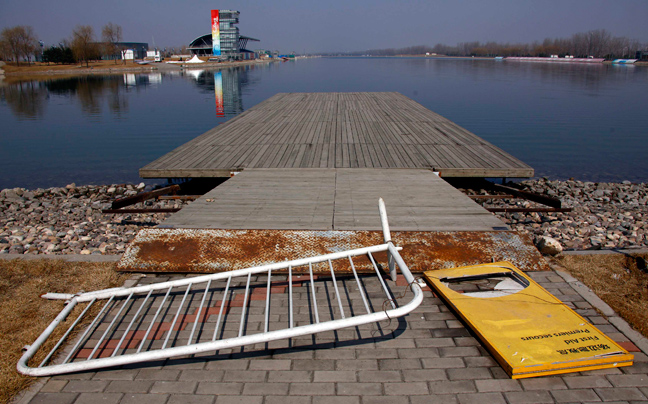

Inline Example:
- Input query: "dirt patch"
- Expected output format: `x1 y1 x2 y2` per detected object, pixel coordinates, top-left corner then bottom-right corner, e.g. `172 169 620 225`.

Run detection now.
554 253 648 338
0 259 127 404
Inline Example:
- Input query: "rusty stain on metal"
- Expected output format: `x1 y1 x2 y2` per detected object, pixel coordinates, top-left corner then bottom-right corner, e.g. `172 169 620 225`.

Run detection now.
118 229 549 274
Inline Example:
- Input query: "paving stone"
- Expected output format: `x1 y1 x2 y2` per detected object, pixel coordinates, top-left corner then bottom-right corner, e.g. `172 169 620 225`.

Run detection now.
355 348 398 359
563 375 613 389
150 380 197 394
267 370 312 383
90 369 138 381
292 359 335 371
264 397 312 404
337 382 382 395
378 358 422 370
608 374 648 387
428 380 477 394
520 376 568 390
415 337 455 347
421 357 465 369
313 370 357 382
73 392 123 404
362 397 409 404
289 382 335 395
447 367 493 380
384 381 429 395
315 349 358 360
336 359 378 370
39 379 68 393
402 369 447 382
313 397 359 404
595 387 647 401
475 379 522 392
204 359 249 370
61 380 109 393
168 394 215 404
410 396 458 404
248 359 292 370
397 347 439 358
178 369 225 382
120 393 169 404
135 369 181 381
221 370 267 382
28 392 78 404
242 382 290 395
551 388 602 402
357 370 402 382
373 338 417 348
504 390 555 404
439 346 481 357
195 382 243 395
463 356 498 367
163 359 207 370
456 392 506 404
104 380 153 393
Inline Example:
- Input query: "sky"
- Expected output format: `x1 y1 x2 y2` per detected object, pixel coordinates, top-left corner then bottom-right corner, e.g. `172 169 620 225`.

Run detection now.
1 0 647 53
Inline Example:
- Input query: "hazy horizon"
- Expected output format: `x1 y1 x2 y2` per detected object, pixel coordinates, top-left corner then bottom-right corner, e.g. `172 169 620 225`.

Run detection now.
1 0 647 53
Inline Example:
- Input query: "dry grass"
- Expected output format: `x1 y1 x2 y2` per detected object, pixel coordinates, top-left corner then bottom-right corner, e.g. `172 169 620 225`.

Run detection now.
555 253 648 338
2 60 141 74
0 259 127 404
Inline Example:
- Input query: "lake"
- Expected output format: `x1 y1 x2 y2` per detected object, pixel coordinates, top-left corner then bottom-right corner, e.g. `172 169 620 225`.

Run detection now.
1 57 647 190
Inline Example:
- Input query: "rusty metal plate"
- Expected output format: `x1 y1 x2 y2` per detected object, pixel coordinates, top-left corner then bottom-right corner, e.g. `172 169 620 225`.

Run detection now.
118 229 549 273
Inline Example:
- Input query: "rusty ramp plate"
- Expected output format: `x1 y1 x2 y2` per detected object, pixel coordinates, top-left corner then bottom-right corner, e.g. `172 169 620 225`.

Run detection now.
118 229 549 273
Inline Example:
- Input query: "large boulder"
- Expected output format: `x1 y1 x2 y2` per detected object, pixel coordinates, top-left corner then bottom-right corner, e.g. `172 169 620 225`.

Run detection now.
535 236 563 255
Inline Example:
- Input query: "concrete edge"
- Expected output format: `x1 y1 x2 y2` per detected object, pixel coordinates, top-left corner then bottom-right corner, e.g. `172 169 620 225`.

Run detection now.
562 248 648 256
554 269 648 355
0 253 122 262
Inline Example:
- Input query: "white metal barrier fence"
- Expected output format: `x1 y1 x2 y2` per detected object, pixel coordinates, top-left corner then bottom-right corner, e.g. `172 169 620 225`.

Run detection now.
18 199 423 376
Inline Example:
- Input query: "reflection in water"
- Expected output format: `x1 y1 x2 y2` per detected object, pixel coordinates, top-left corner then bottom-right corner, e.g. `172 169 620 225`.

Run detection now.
0 81 48 119
185 67 247 116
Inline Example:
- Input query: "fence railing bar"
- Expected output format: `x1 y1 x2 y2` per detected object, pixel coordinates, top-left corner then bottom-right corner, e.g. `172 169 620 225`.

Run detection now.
264 269 272 333
89 292 134 360
112 290 152 357
212 276 232 342
238 273 252 338
328 259 345 319
349 256 371 314
368 252 396 309
137 286 173 353
288 265 294 329
39 298 97 367
188 280 212 345
64 296 115 364
308 262 320 324
163 283 192 349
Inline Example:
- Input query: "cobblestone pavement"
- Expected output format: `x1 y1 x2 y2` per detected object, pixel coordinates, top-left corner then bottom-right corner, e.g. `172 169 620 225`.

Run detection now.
18 271 648 404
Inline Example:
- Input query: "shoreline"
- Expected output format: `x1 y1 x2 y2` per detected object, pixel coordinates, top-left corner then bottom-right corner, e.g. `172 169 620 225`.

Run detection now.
0 58 278 82
2 179 647 256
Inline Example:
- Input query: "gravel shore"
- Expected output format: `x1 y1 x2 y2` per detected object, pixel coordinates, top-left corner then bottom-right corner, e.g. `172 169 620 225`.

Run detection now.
1 179 647 255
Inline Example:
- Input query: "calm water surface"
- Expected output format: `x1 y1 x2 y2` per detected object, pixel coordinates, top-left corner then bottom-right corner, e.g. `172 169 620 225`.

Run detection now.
1 57 647 189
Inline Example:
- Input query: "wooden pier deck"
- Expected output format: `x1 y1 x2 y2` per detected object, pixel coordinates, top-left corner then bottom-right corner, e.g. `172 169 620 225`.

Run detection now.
140 92 533 178
160 168 509 231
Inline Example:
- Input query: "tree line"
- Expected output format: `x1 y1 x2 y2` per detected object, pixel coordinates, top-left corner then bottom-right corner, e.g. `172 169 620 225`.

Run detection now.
333 29 646 59
0 23 124 66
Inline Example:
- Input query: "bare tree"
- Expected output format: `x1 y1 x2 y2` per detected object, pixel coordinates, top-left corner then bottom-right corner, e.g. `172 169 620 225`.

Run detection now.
71 25 98 67
102 22 122 64
0 25 38 65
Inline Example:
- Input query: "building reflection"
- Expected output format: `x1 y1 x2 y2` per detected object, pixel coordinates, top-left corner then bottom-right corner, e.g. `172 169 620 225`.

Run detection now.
183 66 248 117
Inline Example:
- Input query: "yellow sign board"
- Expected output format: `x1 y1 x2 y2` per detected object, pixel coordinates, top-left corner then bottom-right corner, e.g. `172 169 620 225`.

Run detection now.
424 262 633 378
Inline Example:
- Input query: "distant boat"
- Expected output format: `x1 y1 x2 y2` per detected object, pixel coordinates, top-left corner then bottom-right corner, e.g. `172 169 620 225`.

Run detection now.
612 59 638 64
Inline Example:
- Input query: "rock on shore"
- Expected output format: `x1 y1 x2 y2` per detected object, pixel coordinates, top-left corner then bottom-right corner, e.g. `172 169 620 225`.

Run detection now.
473 179 648 251
2 179 647 256
0 183 190 255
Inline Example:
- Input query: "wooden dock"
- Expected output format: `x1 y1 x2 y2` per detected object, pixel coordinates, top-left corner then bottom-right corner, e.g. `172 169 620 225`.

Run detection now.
140 92 533 178
160 168 509 231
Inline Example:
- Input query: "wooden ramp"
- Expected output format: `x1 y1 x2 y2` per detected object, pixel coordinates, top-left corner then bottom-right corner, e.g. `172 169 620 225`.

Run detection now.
159 168 508 231
140 92 533 178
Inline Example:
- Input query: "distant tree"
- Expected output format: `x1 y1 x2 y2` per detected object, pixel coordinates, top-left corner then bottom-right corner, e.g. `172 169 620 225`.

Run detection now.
42 45 75 64
0 25 38 65
102 22 122 64
71 25 98 67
